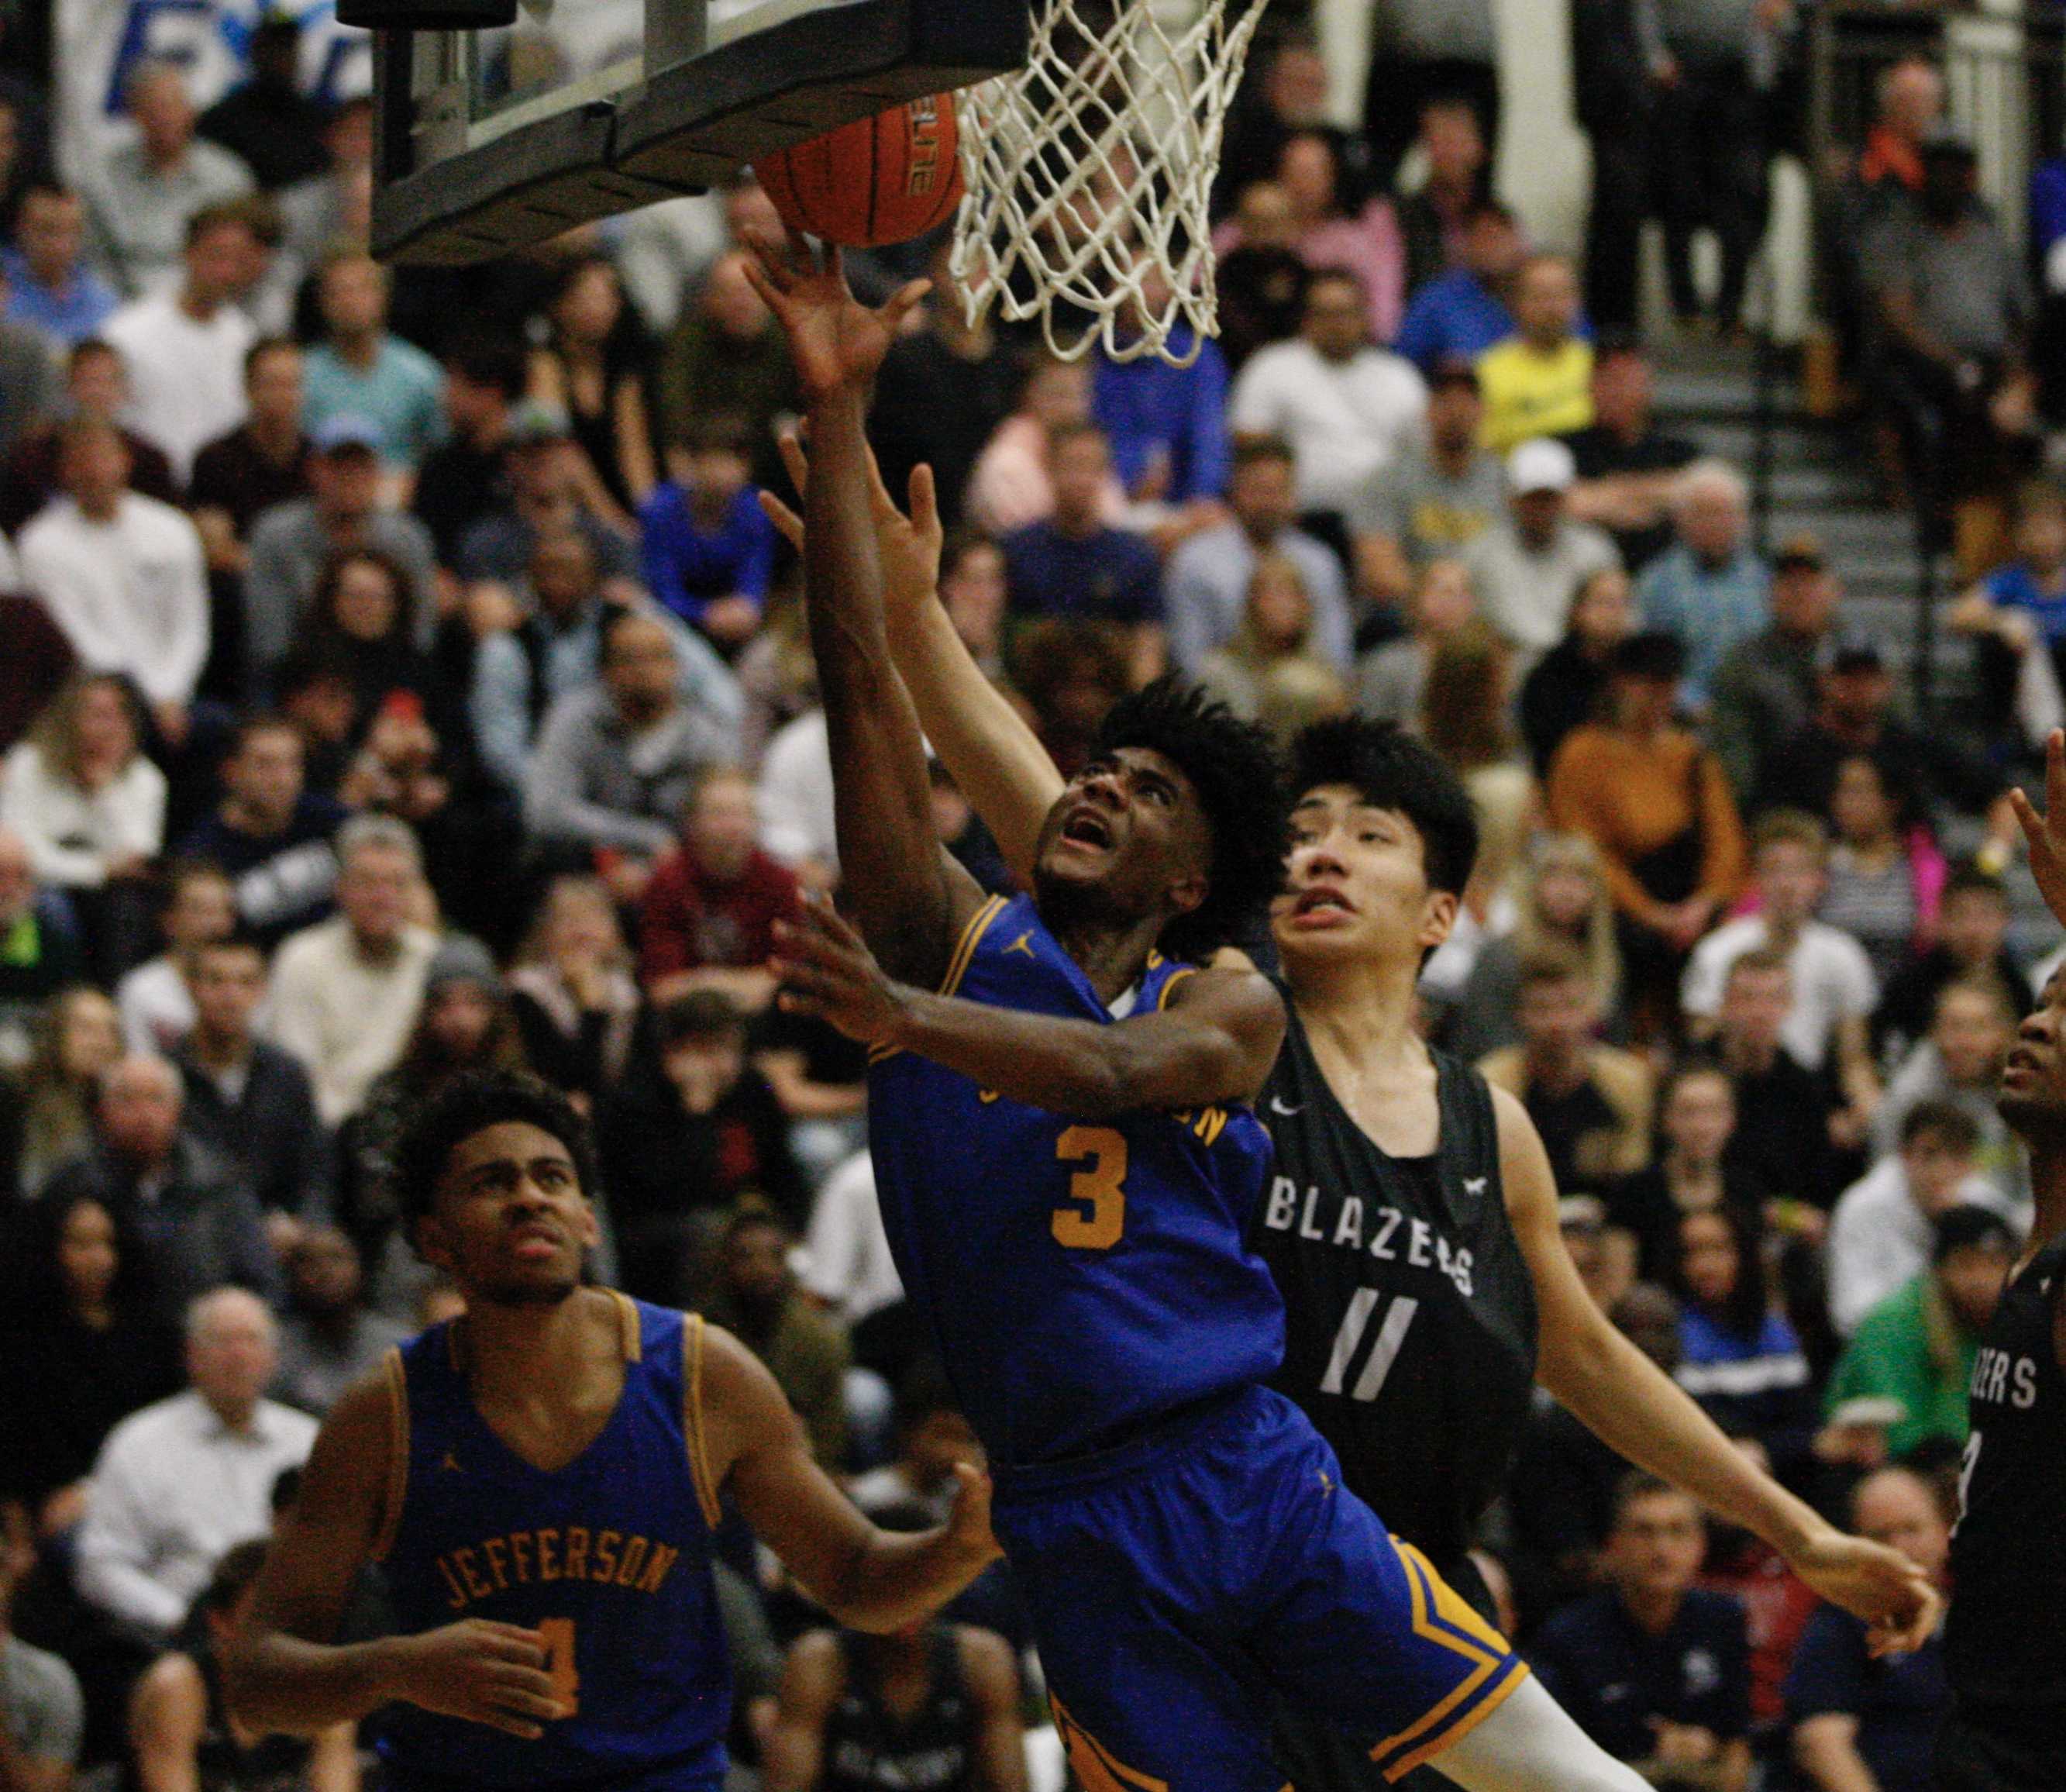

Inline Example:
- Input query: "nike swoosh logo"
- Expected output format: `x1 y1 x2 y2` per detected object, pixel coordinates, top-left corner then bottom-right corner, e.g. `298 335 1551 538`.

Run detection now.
1269 1096 1303 1116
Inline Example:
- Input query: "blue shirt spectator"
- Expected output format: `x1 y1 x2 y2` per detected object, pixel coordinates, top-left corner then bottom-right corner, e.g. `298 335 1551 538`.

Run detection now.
1634 460 1770 706
1393 267 1515 373
301 251 445 472
1003 424 1162 631
637 418 775 651
1093 324 1231 504
2 183 118 344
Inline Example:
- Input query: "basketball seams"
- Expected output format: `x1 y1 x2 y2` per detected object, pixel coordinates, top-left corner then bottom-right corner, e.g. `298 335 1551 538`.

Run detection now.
752 95 962 247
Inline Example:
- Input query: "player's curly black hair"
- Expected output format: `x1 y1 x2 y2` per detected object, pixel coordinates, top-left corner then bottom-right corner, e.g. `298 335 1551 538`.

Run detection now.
1290 717 1479 898
1090 676 1286 964
394 1069 601 1239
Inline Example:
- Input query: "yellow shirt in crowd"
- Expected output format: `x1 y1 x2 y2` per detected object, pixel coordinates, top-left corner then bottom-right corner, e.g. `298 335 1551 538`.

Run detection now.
1475 336 1596 453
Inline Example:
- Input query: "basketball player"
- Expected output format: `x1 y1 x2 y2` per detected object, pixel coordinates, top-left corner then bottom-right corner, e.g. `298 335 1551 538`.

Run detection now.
221 1072 1001 1791
749 232 1658 1792
1934 730 2066 1791
759 360 1934 1789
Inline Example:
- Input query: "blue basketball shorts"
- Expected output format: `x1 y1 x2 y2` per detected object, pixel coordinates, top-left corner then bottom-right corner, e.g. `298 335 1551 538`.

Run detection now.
990 1384 1528 1791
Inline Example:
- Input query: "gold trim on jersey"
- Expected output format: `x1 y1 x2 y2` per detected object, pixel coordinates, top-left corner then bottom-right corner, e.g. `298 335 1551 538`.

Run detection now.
370 1346 409 1563
683 1315 721 1531
869 895 1008 1064
610 1289 642 1362
1370 1541 1530 1780
1155 967 1196 1011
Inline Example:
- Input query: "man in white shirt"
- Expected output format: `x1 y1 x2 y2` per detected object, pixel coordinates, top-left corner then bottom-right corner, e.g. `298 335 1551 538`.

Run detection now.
801 1146 904 1330
74 1287 316 1643
1460 436 1620 663
101 202 258 481
756 706 836 887
1228 267 1429 525
18 418 208 743
265 814 436 1127
1825 1102 2018 1335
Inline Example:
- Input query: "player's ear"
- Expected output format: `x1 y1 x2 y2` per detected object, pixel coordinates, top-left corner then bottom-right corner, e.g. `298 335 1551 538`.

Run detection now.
1417 887 1459 953
1165 870 1207 920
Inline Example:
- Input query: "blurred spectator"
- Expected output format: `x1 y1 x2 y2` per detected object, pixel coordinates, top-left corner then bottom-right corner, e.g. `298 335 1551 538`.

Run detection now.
116 860 236 1055
1253 129 1407 346
1093 262 1231 514
81 64 254 301
0 265 59 462
1196 551 1348 740
0 1501 81 1783
1636 460 1771 708
1463 439 1620 664
274 95 374 308
1825 1205 2015 1462
128 1538 356 1792
243 417 438 695
1360 0 1500 184
18 419 208 740
639 412 774 653
1518 564 1634 775
1707 537 1839 800
529 254 654 530
523 608 735 884
608 188 728 339
1668 1206 1817 1473
799 1149 904 1341
640 763 798 1008
1214 184 1310 372
195 17 329 188
1528 1477 1752 1791
0 338 177 537
1710 951 1839 1213
1393 199 1524 374
301 550 440 745
75 1287 309 1646
1356 556 1473 729
1228 267 1429 531
1216 37 1334 215
508 875 647 1109
3 183 116 344
1002 424 1164 677
41 1054 277 1324
1858 59 1943 210
1563 345 1699 572
1479 944 1653 1192
1875 862 2030 1064
1826 1102 2012 1336
1784 1467 1951 1792
601 992 807 1294
1820 752 1941 990
1165 434 1350 676
1397 98 1493 298
1610 1063 1766 1284
175 932 330 1232
966 355 1123 539
1569 0 1662 337
100 202 257 481
453 403 639 595
411 333 524 567
1682 812 1878 1096
1696 1436 1819 1744
1548 632 1744 1036
270 1225 405 1418
701 1204 849 1470
178 716 344 950
302 251 443 480
1355 358 1503 606
0 593 74 762
1652 0 1770 334
1947 478 2066 705
265 815 436 1128
656 250 797 490
1 1194 179 1535
1475 254 1592 453
4 985 118 1195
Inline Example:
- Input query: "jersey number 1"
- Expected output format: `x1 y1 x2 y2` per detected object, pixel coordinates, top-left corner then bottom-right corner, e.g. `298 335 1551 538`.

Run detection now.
1053 1126 1127 1249
1321 1291 1420 1401
539 1617 580 1718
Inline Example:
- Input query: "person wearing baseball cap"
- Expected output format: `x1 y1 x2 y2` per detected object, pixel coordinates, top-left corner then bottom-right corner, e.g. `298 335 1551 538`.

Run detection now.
1357 354 1505 604
1707 531 1842 798
1461 434 1620 666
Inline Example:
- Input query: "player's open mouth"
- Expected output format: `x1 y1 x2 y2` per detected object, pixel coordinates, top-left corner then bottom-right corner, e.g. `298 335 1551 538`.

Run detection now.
1290 886 1355 918
510 1225 563 1259
1060 809 1114 849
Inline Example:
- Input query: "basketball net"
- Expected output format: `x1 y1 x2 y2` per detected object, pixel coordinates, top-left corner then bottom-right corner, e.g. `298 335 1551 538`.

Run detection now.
949 0 1269 367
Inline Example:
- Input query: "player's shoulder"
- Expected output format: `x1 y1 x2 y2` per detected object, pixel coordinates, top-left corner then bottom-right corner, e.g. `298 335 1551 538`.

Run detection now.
952 1623 1019 1694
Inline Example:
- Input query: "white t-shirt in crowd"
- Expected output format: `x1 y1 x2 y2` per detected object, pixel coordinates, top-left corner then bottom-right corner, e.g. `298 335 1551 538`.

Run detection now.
757 708 836 875
102 290 254 481
1681 915 1878 1070
798 1148 904 1328
1228 339 1429 518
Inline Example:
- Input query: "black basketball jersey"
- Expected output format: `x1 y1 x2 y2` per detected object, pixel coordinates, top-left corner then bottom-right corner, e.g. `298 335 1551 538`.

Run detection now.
823 1627 977 1792
1251 998 1539 1567
1946 1233 2066 1715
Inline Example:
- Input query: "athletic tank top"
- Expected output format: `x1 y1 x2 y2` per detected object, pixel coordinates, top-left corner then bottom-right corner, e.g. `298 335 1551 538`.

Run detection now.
1947 1233 2066 1714
822 1628 977 1792
1251 999 1538 1566
373 1294 732 1790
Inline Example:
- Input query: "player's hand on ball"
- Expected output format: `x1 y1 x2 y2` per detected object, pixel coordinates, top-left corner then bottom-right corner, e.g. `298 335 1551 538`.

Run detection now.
1791 1528 1941 1657
387 1619 566 1737
739 228 928 405
771 894 910 1047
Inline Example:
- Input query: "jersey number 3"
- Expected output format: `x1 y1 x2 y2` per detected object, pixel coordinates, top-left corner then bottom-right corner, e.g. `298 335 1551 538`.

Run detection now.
1321 1290 1420 1402
539 1617 580 1718
1053 1126 1127 1250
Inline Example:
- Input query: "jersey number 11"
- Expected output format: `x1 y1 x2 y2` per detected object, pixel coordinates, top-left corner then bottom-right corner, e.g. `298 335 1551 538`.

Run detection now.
1320 1291 1420 1402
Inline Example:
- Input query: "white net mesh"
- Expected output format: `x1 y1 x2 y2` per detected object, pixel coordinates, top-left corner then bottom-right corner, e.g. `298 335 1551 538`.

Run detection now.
949 0 1269 367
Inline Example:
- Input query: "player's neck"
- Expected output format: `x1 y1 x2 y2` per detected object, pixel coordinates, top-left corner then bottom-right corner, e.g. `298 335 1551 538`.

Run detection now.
1047 912 1163 1008
456 1284 603 1392
1289 949 1420 1055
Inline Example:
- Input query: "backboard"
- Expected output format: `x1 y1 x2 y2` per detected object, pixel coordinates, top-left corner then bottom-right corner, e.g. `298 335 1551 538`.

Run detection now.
371 0 1028 264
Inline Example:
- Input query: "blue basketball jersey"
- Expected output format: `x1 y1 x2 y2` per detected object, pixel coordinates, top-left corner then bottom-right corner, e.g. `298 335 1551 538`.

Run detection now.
372 1294 731 1792
866 893 1286 1469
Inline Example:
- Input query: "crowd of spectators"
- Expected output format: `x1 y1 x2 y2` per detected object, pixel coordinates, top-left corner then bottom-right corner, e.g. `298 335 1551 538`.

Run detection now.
0 4 2058 1789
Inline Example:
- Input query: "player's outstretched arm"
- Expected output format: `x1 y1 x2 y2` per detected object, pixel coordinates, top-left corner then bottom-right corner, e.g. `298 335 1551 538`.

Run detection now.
223 1372 564 1740
741 234 983 987
2013 728 2066 929
773 894 1284 1112
704 1325 1000 1632
1492 1091 1941 1657
763 431 1063 885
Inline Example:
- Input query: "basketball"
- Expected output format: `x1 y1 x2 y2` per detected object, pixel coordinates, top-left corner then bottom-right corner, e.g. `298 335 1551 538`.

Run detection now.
752 95 963 248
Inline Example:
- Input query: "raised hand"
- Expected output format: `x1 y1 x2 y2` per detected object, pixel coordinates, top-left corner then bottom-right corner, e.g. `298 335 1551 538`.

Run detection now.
2013 729 2066 929
738 229 928 406
759 429 945 632
770 892 912 1048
